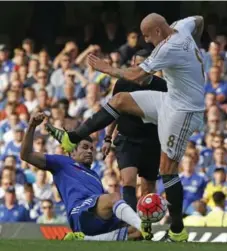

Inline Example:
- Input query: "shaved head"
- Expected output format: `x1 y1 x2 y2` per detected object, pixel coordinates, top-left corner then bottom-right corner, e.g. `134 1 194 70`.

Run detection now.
141 13 167 31
140 13 172 46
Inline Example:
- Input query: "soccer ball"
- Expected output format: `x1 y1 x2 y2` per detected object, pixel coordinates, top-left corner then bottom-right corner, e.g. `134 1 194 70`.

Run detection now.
137 193 168 223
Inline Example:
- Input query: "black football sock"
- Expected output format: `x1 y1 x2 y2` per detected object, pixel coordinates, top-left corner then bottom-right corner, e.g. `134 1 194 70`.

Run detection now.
68 103 120 144
123 186 137 211
162 174 184 233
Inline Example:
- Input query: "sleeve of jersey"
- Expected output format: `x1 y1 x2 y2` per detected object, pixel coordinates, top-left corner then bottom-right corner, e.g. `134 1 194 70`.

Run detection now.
139 45 172 73
173 17 196 33
45 154 66 173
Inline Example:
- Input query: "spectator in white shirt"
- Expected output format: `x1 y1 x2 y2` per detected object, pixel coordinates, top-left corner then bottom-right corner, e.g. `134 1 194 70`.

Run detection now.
33 69 54 98
33 170 53 201
50 52 73 89
24 87 38 113
0 176 24 202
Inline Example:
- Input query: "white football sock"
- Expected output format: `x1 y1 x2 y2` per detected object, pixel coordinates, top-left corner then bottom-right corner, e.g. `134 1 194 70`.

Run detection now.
84 227 128 241
113 200 141 231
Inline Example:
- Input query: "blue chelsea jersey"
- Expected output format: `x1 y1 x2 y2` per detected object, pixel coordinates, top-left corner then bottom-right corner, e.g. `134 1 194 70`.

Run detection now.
45 155 104 217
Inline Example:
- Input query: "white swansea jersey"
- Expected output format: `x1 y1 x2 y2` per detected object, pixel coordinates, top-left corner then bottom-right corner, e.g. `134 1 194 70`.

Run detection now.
140 17 205 112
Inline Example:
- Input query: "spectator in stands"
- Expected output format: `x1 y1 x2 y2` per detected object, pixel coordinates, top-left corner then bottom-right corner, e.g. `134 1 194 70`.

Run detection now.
33 170 53 200
0 186 29 222
105 175 121 194
203 168 227 209
4 90 28 116
35 89 50 112
22 38 35 59
0 173 24 202
216 34 227 53
50 52 75 91
0 44 14 73
0 102 15 122
205 191 227 226
118 29 139 66
1 164 26 185
53 69 87 102
205 66 227 104
180 154 207 214
207 111 222 134
33 69 54 98
38 49 52 74
57 99 79 130
36 199 67 224
1 125 24 164
33 137 46 154
0 66 9 97
204 41 223 74
52 184 66 216
205 92 216 111
206 146 227 178
13 48 27 71
18 65 28 85
53 74 76 103
53 41 78 69
24 59 39 87
101 12 125 53
183 200 207 226
21 184 40 222
24 87 38 113
75 44 100 68
83 58 111 92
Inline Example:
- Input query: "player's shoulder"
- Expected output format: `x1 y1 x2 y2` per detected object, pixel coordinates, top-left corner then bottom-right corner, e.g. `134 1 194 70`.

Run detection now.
171 17 195 31
45 154 74 165
151 39 169 57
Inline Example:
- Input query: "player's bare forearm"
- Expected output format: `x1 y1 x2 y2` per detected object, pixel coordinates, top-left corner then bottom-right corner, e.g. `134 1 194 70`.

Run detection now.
192 16 204 46
20 124 46 169
105 121 117 137
106 66 148 84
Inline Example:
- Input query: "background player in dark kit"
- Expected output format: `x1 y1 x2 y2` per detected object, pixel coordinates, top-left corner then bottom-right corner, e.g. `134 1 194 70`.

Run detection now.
102 49 167 211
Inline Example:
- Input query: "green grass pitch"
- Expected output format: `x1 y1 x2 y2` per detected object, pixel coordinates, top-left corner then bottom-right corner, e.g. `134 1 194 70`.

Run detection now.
0 240 226 251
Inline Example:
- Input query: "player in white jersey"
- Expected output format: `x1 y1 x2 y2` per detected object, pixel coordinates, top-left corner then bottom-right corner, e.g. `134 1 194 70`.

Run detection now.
45 13 205 242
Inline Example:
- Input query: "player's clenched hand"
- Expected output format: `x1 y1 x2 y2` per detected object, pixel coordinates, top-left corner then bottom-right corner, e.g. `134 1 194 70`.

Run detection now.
102 142 111 158
88 54 110 73
29 112 46 127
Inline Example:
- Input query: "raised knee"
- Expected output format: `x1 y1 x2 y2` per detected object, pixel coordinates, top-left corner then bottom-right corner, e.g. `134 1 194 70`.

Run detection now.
159 152 179 175
110 192 121 204
110 92 128 110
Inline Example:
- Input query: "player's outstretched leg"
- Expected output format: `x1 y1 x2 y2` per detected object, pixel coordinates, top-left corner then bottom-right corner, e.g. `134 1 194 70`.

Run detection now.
46 93 144 152
96 193 153 240
159 152 188 242
63 226 142 241
63 227 128 241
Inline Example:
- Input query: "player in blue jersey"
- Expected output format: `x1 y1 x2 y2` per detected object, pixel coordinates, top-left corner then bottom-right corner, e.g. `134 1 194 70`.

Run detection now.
20 112 152 241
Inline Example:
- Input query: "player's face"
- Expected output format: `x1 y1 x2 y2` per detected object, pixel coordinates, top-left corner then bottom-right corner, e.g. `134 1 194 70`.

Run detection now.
74 140 94 166
141 25 163 46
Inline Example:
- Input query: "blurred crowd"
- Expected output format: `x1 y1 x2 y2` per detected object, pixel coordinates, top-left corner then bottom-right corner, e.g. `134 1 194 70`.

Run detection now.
0 17 227 227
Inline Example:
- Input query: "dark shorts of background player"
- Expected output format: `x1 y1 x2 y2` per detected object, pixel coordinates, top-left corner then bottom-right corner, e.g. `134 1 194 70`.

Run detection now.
114 134 161 181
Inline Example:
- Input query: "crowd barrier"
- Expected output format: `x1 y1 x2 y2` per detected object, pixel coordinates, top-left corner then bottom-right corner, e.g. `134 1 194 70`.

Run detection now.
0 224 226 242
